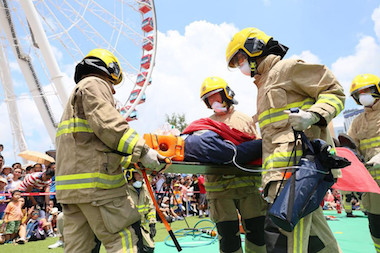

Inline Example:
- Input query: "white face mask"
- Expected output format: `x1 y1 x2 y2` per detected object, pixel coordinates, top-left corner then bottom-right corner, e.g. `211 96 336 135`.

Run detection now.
211 101 227 113
133 180 143 188
239 61 251 76
359 93 376 107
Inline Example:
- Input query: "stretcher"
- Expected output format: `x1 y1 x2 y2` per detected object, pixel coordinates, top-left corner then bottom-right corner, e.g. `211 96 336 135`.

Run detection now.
157 161 262 176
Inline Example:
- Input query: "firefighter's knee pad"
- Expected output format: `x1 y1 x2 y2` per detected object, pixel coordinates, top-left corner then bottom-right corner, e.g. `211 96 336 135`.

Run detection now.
244 216 265 246
368 212 380 238
216 220 241 252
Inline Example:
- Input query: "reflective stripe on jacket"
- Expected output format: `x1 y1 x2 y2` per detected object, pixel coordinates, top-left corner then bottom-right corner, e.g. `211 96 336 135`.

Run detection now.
254 55 345 188
56 76 149 204
348 101 380 183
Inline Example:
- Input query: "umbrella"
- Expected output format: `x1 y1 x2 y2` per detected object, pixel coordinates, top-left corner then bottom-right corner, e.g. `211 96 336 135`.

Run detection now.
18 150 55 166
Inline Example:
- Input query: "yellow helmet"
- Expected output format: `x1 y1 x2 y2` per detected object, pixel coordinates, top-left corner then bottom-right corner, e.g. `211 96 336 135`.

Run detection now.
74 48 123 85
226 28 288 77
200 76 237 108
226 28 272 68
350 74 380 105
124 168 138 182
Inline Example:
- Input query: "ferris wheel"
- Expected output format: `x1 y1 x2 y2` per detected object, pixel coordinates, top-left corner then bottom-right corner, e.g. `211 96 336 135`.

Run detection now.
0 0 157 158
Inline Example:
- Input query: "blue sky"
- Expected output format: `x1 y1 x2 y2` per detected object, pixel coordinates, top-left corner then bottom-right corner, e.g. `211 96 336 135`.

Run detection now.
1 0 380 165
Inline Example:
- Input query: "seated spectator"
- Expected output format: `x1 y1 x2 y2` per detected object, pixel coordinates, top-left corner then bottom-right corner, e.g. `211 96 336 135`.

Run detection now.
159 196 182 222
0 165 13 181
25 208 54 241
0 177 10 219
6 167 23 192
3 190 23 243
16 197 31 244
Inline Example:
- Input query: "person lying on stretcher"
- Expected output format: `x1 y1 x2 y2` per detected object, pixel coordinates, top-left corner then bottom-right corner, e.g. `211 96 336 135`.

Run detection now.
182 117 262 166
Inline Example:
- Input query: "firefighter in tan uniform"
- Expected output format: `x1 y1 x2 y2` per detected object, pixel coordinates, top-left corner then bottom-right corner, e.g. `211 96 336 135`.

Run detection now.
226 28 345 253
125 169 156 253
56 49 163 253
347 74 380 253
200 76 267 253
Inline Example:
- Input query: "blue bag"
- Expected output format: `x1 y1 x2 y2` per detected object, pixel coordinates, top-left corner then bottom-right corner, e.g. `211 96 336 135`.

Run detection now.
183 130 262 164
268 131 350 232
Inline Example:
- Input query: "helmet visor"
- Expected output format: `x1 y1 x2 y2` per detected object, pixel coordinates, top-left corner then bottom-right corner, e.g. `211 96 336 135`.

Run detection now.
201 88 223 101
228 50 248 69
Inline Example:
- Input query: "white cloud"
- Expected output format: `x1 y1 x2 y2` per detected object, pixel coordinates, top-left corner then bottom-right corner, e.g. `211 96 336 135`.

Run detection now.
372 5 380 40
331 36 380 95
120 21 258 135
288 50 321 64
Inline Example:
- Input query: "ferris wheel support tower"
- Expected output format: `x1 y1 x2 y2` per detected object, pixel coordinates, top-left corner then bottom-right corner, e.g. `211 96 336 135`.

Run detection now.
0 36 28 162
0 0 58 143
20 0 68 106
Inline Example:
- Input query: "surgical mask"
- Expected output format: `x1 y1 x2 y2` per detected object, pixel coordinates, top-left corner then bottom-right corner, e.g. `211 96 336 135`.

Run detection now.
239 61 251 76
359 93 376 107
211 101 227 113
133 181 143 188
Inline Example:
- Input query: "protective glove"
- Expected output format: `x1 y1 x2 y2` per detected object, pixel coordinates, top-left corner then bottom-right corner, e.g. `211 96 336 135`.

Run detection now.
149 223 156 238
140 149 165 169
284 109 320 131
367 153 380 166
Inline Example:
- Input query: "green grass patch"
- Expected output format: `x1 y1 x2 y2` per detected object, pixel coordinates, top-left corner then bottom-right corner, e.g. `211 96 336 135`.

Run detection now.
0 216 211 252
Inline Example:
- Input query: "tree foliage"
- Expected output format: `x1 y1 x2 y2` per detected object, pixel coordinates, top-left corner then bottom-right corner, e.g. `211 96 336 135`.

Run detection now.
165 113 188 132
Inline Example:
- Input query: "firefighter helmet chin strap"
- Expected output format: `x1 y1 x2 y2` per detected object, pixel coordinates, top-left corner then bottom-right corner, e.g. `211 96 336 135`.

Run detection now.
248 59 258 77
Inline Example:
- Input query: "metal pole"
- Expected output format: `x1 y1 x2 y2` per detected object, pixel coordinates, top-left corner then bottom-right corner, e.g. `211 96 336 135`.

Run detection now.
20 0 68 106
0 36 28 162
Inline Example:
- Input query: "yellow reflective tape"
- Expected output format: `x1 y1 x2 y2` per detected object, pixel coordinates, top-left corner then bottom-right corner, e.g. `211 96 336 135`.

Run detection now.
127 135 139 154
299 218 303 253
126 228 133 252
56 172 124 181
360 136 380 150
119 228 133 253
316 94 344 115
121 156 132 169
263 150 303 170
119 230 127 253
258 98 315 121
56 180 125 190
56 118 94 137
117 128 138 154
360 136 380 144
258 98 314 128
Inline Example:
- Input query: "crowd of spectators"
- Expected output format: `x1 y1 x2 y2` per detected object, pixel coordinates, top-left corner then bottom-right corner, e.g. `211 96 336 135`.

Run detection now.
150 173 209 222
0 146 210 247
0 150 59 246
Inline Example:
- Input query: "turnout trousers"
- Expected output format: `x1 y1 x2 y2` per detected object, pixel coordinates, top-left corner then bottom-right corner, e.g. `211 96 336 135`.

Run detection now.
264 181 341 253
62 196 142 253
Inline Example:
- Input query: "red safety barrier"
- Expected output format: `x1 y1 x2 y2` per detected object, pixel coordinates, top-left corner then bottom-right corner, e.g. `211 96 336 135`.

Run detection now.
0 192 56 197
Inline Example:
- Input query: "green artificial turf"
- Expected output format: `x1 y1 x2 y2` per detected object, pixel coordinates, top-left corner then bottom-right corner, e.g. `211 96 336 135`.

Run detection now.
0 212 376 252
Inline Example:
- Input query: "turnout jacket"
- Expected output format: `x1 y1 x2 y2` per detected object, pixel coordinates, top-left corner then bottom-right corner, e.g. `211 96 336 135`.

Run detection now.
348 101 380 183
254 55 345 189
127 184 156 226
56 76 149 204
205 107 262 199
